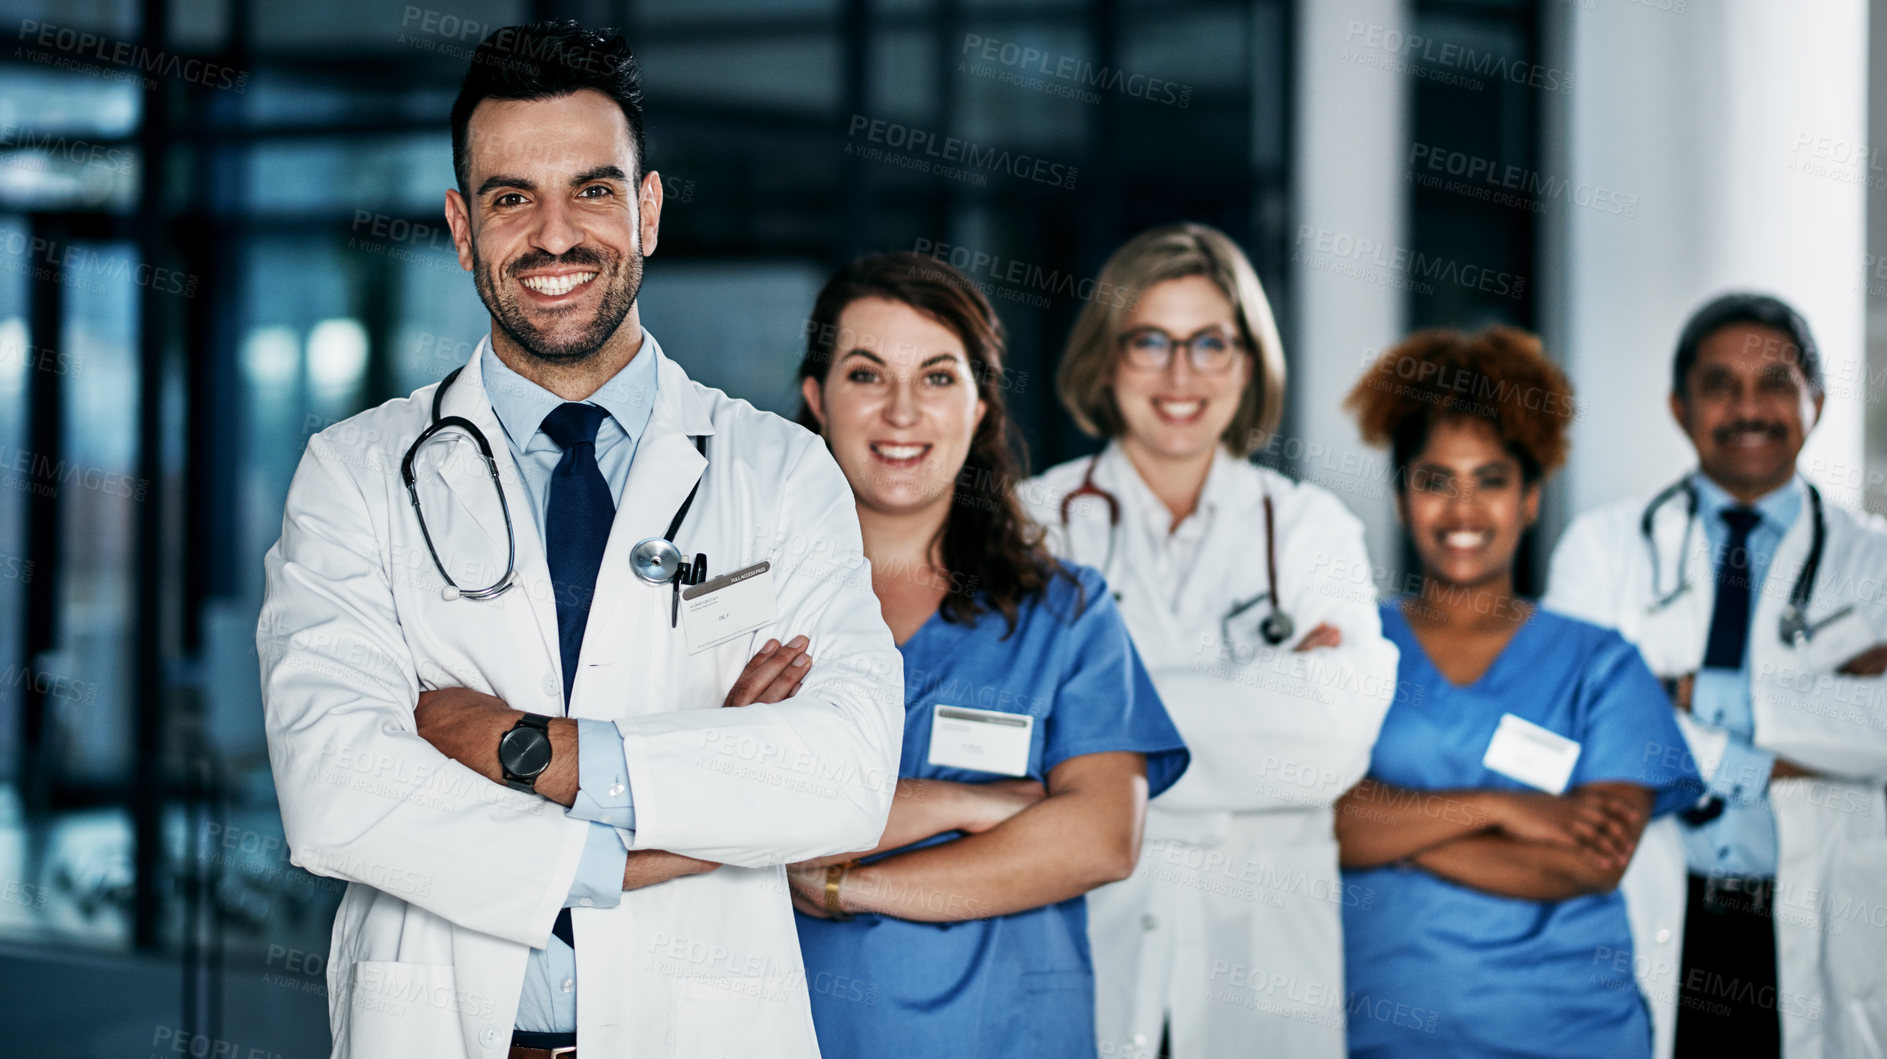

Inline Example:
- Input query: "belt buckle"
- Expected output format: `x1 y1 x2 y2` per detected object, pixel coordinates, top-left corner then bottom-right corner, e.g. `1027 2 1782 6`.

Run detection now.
1702 873 1771 915
551 1049 577 1059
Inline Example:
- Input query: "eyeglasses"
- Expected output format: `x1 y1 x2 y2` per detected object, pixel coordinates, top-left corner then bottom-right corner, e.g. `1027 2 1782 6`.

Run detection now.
1117 326 1247 373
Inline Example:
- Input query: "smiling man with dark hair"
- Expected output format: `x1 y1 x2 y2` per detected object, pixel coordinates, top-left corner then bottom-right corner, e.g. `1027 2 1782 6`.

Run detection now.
1545 293 1887 1059
258 20 903 1058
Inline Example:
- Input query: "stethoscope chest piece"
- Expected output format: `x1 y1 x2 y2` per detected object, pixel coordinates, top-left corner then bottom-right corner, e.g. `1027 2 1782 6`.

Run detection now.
1259 611 1294 646
1778 605 1811 650
630 537 686 585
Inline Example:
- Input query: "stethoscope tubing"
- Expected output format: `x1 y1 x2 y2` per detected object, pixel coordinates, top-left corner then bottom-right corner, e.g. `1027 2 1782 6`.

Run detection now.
1058 451 1293 646
401 366 707 604
1640 473 1827 646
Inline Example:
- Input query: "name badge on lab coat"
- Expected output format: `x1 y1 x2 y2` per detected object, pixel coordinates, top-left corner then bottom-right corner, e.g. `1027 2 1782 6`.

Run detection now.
1482 713 1582 794
927 704 1035 777
680 561 778 654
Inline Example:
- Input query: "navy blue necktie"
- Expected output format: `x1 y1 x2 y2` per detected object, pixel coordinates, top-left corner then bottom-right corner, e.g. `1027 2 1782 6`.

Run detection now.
540 402 615 948
1702 508 1762 670
543 402 615 705
1681 506 1763 828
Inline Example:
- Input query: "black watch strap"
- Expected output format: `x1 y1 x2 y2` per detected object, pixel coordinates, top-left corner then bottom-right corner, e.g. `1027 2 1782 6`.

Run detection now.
499 712 554 793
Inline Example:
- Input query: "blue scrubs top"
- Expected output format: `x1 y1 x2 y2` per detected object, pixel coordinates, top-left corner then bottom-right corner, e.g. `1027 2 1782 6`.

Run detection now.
796 563 1189 1059
1342 602 1700 1059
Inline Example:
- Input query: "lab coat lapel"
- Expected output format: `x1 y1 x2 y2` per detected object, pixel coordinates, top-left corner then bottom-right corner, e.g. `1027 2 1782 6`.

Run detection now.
1169 449 1251 623
434 341 563 678
1094 443 1174 616
582 349 714 661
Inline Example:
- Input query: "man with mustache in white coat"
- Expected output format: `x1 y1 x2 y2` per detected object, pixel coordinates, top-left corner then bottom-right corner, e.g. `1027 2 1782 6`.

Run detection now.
1545 293 1887 1059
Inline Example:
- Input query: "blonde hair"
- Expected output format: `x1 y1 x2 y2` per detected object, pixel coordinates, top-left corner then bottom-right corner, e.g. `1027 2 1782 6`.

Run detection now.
1055 222 1286 457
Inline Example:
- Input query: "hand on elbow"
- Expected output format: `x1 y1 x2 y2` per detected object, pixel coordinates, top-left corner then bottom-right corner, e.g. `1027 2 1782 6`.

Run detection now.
721 636 813 707
957 779 1049 833
1545 826 1640 895
414 687 518 783
1554 850 1629 895
1493 789 1644 870
1292 622 1343 653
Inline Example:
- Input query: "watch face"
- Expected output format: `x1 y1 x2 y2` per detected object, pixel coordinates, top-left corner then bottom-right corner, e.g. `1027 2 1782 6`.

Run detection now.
499 726 552 778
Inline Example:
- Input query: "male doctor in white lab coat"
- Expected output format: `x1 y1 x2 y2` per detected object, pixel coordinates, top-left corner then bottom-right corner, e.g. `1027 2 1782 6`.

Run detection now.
257 21 902 1058
1545 293 1887 1059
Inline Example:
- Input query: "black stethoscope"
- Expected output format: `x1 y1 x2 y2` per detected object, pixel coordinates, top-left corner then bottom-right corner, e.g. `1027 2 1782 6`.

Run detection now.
1059 452 1295 646
1641 473 1845 647
400 366 709 623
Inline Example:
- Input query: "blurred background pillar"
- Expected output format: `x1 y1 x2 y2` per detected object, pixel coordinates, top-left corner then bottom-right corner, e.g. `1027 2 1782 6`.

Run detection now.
1290 0 1410 573
1868 0 1887 519
1558 0 1870 514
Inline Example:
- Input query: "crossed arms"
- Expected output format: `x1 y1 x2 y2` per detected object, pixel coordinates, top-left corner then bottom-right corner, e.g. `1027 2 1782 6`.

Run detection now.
1335 779 1654 901
260 432 899 945
417 637 1152 918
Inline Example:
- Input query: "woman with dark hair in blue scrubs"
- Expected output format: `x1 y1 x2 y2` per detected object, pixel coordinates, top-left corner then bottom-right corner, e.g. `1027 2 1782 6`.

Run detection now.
1334 327 1702 1058
762 252 1188 1059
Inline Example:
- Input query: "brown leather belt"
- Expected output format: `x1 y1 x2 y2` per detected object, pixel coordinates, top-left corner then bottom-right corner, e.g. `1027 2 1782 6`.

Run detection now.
508 1046 575 1059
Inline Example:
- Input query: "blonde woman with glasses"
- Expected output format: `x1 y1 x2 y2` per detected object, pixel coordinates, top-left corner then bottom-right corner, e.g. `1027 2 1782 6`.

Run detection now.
1023 223 1400 1059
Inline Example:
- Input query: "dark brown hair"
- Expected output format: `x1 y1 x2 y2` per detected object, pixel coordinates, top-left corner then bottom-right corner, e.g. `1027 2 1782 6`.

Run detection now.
450 20 649 196
796 252 1067 636
1346 325 1575 486
1672 291 1822 398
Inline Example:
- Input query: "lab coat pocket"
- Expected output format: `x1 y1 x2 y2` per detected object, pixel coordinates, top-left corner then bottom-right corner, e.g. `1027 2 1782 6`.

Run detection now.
1019 969 1096 1056
346 960 472 1057
666 973 797 1059
1823 786 1887 1003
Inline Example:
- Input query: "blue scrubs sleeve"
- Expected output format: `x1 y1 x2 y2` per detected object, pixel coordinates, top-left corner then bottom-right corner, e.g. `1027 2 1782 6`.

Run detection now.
1042 566 1190 796
1570 630 1705 816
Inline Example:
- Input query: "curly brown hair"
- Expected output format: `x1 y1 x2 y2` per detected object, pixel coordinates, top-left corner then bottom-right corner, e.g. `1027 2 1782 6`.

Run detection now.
1345 325 1575 485
795 252 1071 637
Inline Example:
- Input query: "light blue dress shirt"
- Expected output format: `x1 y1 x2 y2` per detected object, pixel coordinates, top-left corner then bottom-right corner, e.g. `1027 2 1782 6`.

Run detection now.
481 333 658 1032
1681 473 1802 878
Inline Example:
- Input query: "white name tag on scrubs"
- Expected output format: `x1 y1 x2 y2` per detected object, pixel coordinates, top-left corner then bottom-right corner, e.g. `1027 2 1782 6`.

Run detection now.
1482 713 1582 795
680 561 778 654
926 704 1034 777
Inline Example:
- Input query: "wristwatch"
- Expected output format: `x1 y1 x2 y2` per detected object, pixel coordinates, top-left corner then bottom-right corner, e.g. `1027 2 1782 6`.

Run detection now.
498 712 554 793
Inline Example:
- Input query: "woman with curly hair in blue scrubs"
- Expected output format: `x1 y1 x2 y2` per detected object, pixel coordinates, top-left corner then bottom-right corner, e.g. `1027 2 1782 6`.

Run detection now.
1335 326 1701 1058
755 252 1189 1059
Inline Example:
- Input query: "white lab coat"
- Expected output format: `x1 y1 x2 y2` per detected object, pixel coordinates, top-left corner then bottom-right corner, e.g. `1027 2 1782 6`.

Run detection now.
1545 477 1887 1059
1023 443 1398 1059
257 339 904 1059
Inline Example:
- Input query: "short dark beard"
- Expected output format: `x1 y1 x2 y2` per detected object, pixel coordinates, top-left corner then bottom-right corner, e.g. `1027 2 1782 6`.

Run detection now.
471 232 642 365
